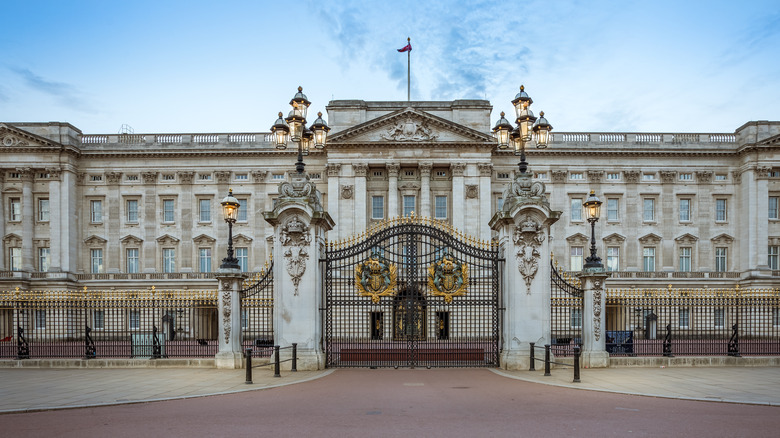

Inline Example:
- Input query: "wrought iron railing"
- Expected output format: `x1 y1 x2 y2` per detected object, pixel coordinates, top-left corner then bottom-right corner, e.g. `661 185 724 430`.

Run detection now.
240 260 274 358
550 262 583 357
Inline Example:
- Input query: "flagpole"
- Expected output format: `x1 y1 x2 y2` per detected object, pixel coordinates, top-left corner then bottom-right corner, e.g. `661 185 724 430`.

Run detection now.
407 37 411 101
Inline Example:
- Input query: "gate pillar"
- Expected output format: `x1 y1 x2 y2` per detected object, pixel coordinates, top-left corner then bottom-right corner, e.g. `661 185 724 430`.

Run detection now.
578 269 610 367
214 269 248 369
490 170 560 370
264 172 334 370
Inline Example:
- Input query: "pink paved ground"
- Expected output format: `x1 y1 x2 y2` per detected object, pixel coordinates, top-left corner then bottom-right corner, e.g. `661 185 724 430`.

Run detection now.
2 368 779 437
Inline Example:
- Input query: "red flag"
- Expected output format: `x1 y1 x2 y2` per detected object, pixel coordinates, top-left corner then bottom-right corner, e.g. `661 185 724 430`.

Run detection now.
397 42 412 52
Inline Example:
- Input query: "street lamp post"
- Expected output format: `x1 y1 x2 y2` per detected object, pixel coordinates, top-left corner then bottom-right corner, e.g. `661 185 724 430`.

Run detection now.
492 85 552 174
583 190 603 269
270 86 331 175
220 189 240 270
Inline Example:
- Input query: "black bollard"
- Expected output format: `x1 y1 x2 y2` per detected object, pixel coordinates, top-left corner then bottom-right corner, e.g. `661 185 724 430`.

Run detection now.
529 342 536 371
274 345 281 378
245 348 253 384
573 345 581 383
544 344 551 376
292 343 297 372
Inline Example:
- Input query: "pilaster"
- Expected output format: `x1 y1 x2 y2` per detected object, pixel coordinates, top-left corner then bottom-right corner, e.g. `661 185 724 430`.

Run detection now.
47 169 61 271
354 163 368 233
214 269 248 368
19 168 34 271
478 163 493 241
387 163 399 219
419 162 432 219
578 269 610 368
451 163 466 231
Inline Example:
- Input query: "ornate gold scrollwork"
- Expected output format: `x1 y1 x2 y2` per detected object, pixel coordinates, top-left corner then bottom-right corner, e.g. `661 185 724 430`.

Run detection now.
427 251 468 303
355 251 398 303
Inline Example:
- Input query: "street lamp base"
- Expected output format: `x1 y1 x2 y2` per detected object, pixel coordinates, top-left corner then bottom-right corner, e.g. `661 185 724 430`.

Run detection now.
220 259 241 270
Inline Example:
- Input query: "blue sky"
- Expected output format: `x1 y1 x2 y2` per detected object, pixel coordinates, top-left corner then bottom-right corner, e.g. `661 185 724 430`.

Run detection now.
1 1 778 134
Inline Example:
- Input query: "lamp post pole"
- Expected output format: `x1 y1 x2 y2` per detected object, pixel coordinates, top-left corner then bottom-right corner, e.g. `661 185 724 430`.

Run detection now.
220 189 240 270
583 190 603 269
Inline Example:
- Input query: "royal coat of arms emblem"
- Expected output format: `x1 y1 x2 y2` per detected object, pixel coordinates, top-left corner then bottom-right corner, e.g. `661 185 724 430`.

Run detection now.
427 251 468 303
355 252 398 303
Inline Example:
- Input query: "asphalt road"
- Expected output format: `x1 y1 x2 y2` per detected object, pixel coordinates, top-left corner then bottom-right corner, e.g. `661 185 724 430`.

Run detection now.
2 368 778 437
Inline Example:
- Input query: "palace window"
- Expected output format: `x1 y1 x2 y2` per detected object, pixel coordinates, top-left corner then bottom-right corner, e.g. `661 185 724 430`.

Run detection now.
38 198 50 222
199 248 212 272
129 310 141 330
163 248 176 273
199 199 211 222
679 247 691 272
769 246 779 270
236 247 248 272
606 172 620 181
93 310 105 330
9 198 21 221
607 198 619 221
679 198 691 222
436 170 447 177
570 247 583 271
770 196 779 220
237 198 248 222
91 249 104 273
39 248 50 272
127 200 139 223
715 247 727 272
404 170 415 177
235 174 248 181
126 175 139 182
163 199 175 222
535 172 548 180
126 248 139 273
373 171 384 177
434 196 447 219
90 175 103 182
679 308 690 329
371 196 384 219
162 174 175 181
714 308 725 329
90 200 103 223
570 308 582 329
643 247 656 271
570 173 584 180
715 199 727 222
607 247 619 272
715 174 727 181
272 174 284 180
199 173 212 181
497 197 504 211
679 173 693 181
403 195 415 216
642 173 655 181
643 198 655 221
9 248 21 271
497 173 510 179
570 198 583 221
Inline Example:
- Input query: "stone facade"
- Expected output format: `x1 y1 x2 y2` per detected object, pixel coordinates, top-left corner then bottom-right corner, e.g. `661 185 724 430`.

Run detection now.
2 103 780 292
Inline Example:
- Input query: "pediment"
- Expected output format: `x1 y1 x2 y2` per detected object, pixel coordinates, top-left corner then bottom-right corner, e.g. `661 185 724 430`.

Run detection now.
602 233 626 244
193 234 216 245
156 234 180 245
3 233 22 245
84 235 107 246
234 233 253 244
120 234 144 245
566 233 589 245
638 233 662 244
758 133 780 146
711 233 734 244
0 124 59 150
327 107 493 145
675 233 699 244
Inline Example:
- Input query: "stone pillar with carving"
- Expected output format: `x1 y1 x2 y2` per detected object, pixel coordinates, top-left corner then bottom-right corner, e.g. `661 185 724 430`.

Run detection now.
419 162 432 219
214 268 247 368
264 171 334 370
354 163 368 232
451 163 466 231
489 170 561 370
578 268 610 367
387 163 400 219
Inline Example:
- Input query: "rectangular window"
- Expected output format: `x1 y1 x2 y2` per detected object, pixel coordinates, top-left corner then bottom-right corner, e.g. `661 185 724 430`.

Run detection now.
126 248 139 273
607 247 619 272
371 196 384 220
90 200 103 223
643 198 655 221
535 172 548 180
773 308 780 327
38 247 50 272
127 200 139 222
570 247 583 271
162 174 175 181
90 249 103 273
403 195 415 216
679 308 690 329
570 308 582 329
199 248 212 272
679 247 691 272
93 310 105 330
126 175 139 181
38 198 50 222
9 248 21 271
679 198 690 222
272 174 284 180
434 196 447 219
679 173 693 181
769 246 779 271
716 199 727 221
199 173 212 181
642 173 655 181
129 310 140 330
237 198 248 222
714 308 725 329
643 247 656 271
90 175 103 182
571 198 583 221
715 247 727 272
570 173 584 180
606 173 620 180
163 199 175 222
9 198 21 221
199 199 211 222
770 196 779 220
715 174 727 181
163 248 176 273
35 310 46 329
607 198 619 221
497 173 510 179
236 247 248 272
235 174 248 181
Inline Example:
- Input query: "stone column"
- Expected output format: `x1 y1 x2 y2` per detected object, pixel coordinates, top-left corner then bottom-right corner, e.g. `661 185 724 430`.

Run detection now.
478 163 493 241
0 171 4 268
326 164 341 239
141 172 158 272
623 170 641 270
451 163 466 231
47 169 61 271
490 170 561 370
61 168 77 273
106 172 122 273
419 162 432 218
214 269 248 368
179 171 195 272
264 172 334 370
578 268 610 368
19 168 34 271
387 163 399 219
354 163 368 233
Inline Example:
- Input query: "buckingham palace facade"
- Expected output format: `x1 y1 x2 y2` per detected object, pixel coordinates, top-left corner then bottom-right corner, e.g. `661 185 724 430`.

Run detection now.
1 98 779 292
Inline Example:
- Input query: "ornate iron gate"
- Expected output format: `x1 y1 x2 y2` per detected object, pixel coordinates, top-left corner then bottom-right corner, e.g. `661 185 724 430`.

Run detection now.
550 260 583 357
324 216 502 368
240 260 274 358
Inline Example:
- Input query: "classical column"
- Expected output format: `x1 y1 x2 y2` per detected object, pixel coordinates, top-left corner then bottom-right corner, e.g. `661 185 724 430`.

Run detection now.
354 163 368 233
579 269 610 368
106 172 122 273
419 162 432 218
19 168 34 271
60 168 77 273
264 171 334 370
0 171 4 269
451 163 466 231
326 164 341 239
478 163 493 241
622 170 641 270
214 269 248 369
490 170 561 370
141 171 158 272
179 171 195 272
47 169 61 271
387 163 399 219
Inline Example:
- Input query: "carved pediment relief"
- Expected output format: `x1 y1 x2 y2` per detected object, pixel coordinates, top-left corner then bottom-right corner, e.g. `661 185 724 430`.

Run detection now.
3 233 22 246
156 234 180 245
566 233 589 246
0 124 58 150
674 233 699 245
638 233 662 244
603 233 626 245
193 234 216 245
327 108 492 145
120 234 143 246
234 233 253 245
711 233 734 244
84 235 108 246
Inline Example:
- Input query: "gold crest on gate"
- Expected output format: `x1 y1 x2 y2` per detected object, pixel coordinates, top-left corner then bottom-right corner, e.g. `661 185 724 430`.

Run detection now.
428 250 468 303
355 250 398 303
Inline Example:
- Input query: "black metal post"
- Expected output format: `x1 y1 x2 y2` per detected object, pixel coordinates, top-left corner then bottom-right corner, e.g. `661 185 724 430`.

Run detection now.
221 219 240 269
518 141 528 174
544 344 551 376
573 345 581 383
529 342 536 371
245 348 253 384
274 345 281 378
292 343 297 372
295 141 305 174
583 217 602 269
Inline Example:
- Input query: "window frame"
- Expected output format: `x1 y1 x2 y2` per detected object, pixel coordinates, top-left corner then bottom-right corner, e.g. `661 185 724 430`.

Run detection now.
236 247 248 272
237 198 248 222
371 195 385 220
198 199 212 223
643 247 656 272
126 248 139 274
126 199 139 223
9 198 21 221
679 198 691 222
163 248 176 273
770 196 779 220
643 198 655 222
715 247 727 272
38 198 50 222
199 247 212 272
162 199 175 223
715 198 728 222
90 199 103 223
679 247 692 272
570 246 583 271
90 248 104 273
38 247 50 272
606 246 620 272
606 198 619 222
402 195 416 217
434 195 448 220
570 197 583 222
9 247 21 271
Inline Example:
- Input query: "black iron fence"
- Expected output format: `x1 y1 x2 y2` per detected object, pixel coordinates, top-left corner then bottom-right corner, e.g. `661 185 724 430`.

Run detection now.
551 263 583 357
0 287 218 359
606 286 780 356
240 260 274 358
